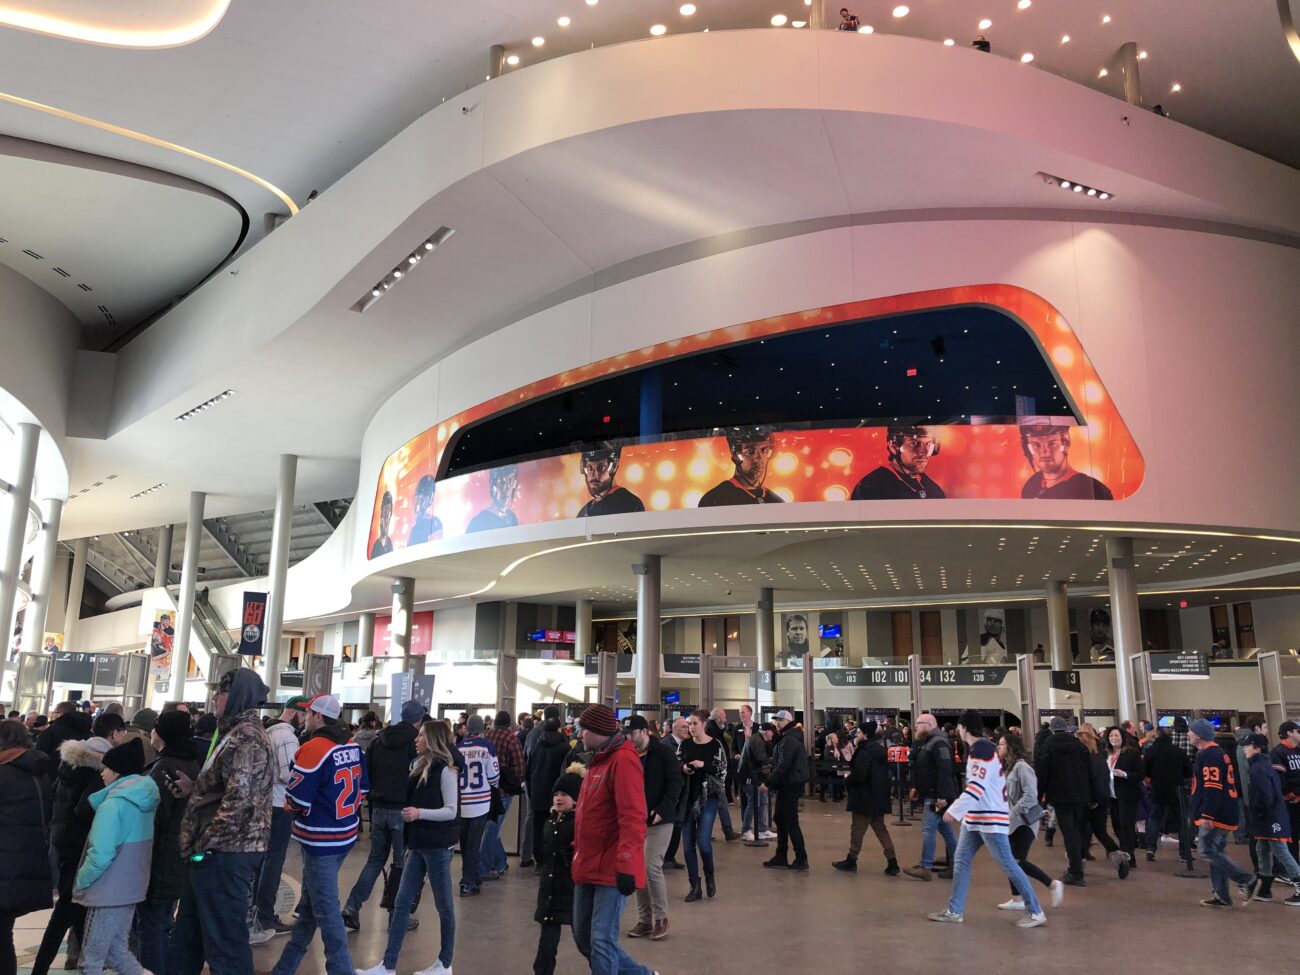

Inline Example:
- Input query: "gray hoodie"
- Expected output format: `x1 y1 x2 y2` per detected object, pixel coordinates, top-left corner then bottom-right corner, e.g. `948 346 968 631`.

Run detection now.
1005 759 1043 834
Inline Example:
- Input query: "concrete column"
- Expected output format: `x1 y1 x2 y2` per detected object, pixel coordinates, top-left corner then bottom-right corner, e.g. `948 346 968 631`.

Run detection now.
263 454 297 696
1046 580 1073 706
633 556 661 715
755 587 775 671
488 43 505 80
357 612 376 660
1116 41 1143 106
500 601 519 654
170 491 205 702
63 538 88 649
1106 537 1140 722
575 599 593 658
390 577 417 673
153 524 174 588
21 498 63 656
0 422 38 672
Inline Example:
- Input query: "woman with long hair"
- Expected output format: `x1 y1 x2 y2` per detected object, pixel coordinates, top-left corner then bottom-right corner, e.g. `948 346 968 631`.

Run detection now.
357 720 459 975
1076 727 1130 879
995 733 1062 911
678 709 727 902
1105 726 1142 867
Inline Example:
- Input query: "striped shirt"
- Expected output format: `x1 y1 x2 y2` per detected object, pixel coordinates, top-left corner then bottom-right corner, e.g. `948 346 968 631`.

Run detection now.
457 736 500 818
946 737 1010 833
285 731 369 855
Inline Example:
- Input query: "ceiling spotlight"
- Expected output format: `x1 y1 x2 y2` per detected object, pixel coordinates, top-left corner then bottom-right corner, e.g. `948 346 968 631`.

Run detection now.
1086 187 1097 196
1137 49 1148 59
557 15 571 26
371 288 381 297
586 0 598 5
679 2 696 13
1060 34 1070 43
943 37 955 45
771 14 788 26
1020 52 1034 62
1102 13 1111 23
407 255 418 265
505 54 520 65
1060 179 1071 188
650 23 667 34
978 17 992 29
392 269 403 279
1098 67 1108 77
1098 192 1110 199
531 35 545 46
175 391 235 423
858 24 873 33
892 5 909 17
1171 82 1181 92
792 20 806 27
1018 0 1032 8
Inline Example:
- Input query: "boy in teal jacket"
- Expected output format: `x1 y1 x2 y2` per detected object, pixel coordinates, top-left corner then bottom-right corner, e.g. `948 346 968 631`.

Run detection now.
73 737 160 975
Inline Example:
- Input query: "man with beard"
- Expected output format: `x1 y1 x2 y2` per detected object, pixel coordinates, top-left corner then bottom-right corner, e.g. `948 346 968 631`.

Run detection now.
577 443 644 517
1019 419 1114 499
406 475 443 544
851 426 946 499
370 491 395 557
467 465 521 532
699 427 784 506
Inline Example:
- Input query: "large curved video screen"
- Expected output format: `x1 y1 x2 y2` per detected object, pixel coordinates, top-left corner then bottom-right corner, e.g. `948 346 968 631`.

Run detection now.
366 285 1144 559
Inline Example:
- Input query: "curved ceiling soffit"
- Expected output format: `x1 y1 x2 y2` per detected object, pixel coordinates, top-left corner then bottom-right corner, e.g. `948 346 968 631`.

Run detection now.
1281 0 1300 64
0 0 230 49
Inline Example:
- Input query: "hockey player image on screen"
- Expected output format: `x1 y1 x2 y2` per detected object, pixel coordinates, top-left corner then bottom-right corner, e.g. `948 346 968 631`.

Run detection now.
783 613 810 668
370 491 395 557
699 426 785 506
407 474 444 544
1019 419 1114 499
467 464 521 532
577 442 645 517
851 425 946 499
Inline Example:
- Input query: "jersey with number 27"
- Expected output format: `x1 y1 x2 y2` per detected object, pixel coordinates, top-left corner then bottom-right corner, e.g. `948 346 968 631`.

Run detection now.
285 733 369 855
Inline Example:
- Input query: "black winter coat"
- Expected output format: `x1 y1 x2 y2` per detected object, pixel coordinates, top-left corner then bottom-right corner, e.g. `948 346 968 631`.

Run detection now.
1035 731 1093 805
35 712 91 770
910 734 957 801
50 737 108 858
1109 749 1143 802
845 737 891 817
0 747 53 914
145 741 201 902
527 729 571 813
1086 749 1110 805
366 722 419 808
640 737 685 826
534 809 575 926
1143 735 1193 805
768 726 810 789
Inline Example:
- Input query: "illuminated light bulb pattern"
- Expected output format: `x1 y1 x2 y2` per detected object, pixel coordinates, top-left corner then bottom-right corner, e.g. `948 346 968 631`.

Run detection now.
366 286 1143 554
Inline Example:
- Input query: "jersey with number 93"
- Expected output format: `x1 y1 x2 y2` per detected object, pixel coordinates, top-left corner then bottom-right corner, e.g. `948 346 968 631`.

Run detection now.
285 732 369 855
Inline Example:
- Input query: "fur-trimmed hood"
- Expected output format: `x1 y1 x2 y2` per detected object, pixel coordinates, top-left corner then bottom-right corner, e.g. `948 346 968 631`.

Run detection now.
59 736 111 770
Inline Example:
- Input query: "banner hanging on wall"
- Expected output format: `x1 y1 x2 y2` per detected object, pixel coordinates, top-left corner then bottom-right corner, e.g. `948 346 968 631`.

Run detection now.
149 610 175 678
237 592 268 656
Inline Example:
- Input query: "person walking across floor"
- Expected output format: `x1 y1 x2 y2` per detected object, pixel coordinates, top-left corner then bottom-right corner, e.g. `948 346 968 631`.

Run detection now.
342 699 422 933
660 717 690 869
1242 733 1300 904
704 708 740 841
625 716 682 940
526 716 571 874
356 719 461 975
522 706 560 868
928 712 1047 928
1105 726 1142 869
1077 727 1130 879
678 710 727 902
251 696 310 942
1036 715 1094 886
740 722 776 843
482 711 525 881
1144 727 1194 866
569 704 658 975
904 712 957 881
762 710 810 871
1188 718 1257 908
455 715 500 897
994 732 1062 912
1270 721 1300 866
833 722 899 876
533 765 583 975
0 719 53 975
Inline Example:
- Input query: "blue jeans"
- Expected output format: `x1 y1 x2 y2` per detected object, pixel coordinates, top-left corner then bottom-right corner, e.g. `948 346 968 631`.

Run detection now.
714 795 734 837
384 848 454 970
947 827 1043 916
1198 825 1253 903
135 899 176 975
1256 838 1300 881
459 814 488 889
572 884 652 975
481 794 513 874
684 798 718 885
1146 799 1192 865
167 850 263 975
345 807 406 914
742 781 769 833
270 850 353 975
254 807 295 926
921 800 956 869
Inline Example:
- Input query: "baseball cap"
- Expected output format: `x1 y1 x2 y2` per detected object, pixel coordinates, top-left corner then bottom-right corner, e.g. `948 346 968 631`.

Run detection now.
308 694 342 720
772 709 794 723
1280 721 1298 737
759 722 778 733
624 715 650 732
285 695 313 713
1245 733 1269 750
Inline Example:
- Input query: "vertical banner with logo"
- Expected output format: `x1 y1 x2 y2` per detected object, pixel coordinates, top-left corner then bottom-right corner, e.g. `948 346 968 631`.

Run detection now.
237 592 268 655
149 610 176 679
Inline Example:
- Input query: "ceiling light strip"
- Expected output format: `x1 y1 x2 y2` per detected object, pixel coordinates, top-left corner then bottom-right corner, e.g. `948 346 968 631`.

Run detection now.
1038 171 1114 200
353 227 455 312
0 0 231 48
175 388 235 422
130 482 167 499
0 90 298 214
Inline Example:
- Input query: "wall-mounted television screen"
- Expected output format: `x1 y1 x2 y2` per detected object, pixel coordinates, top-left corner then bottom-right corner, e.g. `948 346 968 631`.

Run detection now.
819 624 842 639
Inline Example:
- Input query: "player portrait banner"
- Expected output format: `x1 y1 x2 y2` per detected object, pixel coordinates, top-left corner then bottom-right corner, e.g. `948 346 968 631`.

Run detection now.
366 285 1145 559
237 592 268 656
149 609 176 678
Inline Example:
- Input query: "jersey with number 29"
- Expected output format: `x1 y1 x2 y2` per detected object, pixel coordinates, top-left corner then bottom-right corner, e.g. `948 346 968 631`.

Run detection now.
285 731 369 855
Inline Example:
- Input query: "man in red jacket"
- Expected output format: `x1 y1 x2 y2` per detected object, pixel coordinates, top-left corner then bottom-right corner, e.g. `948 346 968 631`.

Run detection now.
570 704 659 975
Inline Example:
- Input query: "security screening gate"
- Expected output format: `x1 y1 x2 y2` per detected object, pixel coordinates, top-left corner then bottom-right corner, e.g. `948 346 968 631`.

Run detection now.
87 652 150 715
1259 650 1300 733
596 651 618 709
699 654 757 715
15 651 55 714
1017 654 1036 752
496 653 518 718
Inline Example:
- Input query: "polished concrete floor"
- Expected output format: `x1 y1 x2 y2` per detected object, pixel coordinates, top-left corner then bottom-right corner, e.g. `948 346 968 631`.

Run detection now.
16 800 1290 975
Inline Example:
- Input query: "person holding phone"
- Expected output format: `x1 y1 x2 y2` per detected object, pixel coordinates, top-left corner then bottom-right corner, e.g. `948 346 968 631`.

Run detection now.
677 711 727 903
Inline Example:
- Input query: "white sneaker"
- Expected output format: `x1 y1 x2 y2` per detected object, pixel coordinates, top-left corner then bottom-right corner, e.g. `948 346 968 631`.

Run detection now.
356 964 396 975
1050 879 1065 907
760 830 778 840
1017 912 1047 928
248 926 275 946
742 830 756 841
415 963 452 975
997 898 1025 911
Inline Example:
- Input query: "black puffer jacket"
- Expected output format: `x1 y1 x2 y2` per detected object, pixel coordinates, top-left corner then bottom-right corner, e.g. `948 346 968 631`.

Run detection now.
526 726 571 813
534 809 576 926
35 711 91 769
145 740 201 903
1036 730 1093 805
50 736 111 858
845 736 892 817
768 725 810 789
1143 734 1193 805
910 733 957 801
0 747 54 914
366 722 419 808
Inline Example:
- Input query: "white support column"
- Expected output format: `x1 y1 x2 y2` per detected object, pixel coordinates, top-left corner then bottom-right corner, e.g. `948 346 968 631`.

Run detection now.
153 524 174 588
21 497 63 656
1106 537 1140 722
0 422 38 673
575 599 593 659
1046 580 1073 706
63 538 88 650
357 612 376 660
263 454 297 696
170 491 206 703
390 578 417 673
633 556 661 717
755 587 775 671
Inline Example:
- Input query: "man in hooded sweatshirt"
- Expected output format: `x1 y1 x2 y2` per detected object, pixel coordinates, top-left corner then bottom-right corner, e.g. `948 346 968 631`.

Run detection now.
167 668 275 975
73 737 160 975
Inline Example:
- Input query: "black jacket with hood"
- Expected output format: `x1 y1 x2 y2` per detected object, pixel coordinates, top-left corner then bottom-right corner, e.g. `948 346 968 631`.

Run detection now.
767 725 810 790
145 738 201 903
366 721 419 808
0 746 53 914
526 723 571 813
1036 730 1093 805
36 710 92 771
51 735 111 859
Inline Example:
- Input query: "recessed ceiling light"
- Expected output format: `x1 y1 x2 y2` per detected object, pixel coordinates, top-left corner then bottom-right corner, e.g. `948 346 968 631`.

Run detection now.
650 23 667 34
1137 49 1148 59
680 3 696 14
943 37 955 45
792 19 806 27
1171 82 1182 92
531 35 545 46
1020 52 1034 62
771 14 788 26
978 17 993 29
858 24 873 33
892 5 909 17
1060 34 1070 43
557 16 571 26
1098 67 1108 77
1102 13 1111 23
586 0 598 5
505 54 520 65
1018 0 1032 8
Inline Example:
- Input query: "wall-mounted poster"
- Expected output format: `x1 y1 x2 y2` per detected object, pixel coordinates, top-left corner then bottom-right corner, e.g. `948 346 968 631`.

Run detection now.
781 613 810 669
978 608 1008 664
42 632 64 653
149 610 175 678
366 285 1145 558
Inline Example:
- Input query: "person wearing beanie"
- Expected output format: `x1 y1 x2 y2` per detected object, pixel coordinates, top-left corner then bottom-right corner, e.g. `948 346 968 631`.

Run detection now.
73 736 160 975
136 710 201 975
833 720 900 877
569 704 658 975
125 708 158 766
482 711 525 881
456 713 500 896
534 763 585 975
1188 717 1257 907
1241 733 1300 904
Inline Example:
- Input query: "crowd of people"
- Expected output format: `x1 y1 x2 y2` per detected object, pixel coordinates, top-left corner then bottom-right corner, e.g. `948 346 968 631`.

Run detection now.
2 685 1298 975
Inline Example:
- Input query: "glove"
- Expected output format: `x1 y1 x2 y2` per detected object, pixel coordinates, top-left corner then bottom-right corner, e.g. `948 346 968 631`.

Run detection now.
616 872 636 896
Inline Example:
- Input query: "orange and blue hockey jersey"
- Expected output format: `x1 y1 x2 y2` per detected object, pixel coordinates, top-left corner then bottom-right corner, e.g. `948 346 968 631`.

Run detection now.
1189 742 1240 831
947 737 1010 833
285 727 369 855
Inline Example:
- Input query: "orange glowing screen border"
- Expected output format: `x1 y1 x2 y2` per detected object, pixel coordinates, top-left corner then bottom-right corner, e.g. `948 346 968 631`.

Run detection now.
365 285 1144 559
